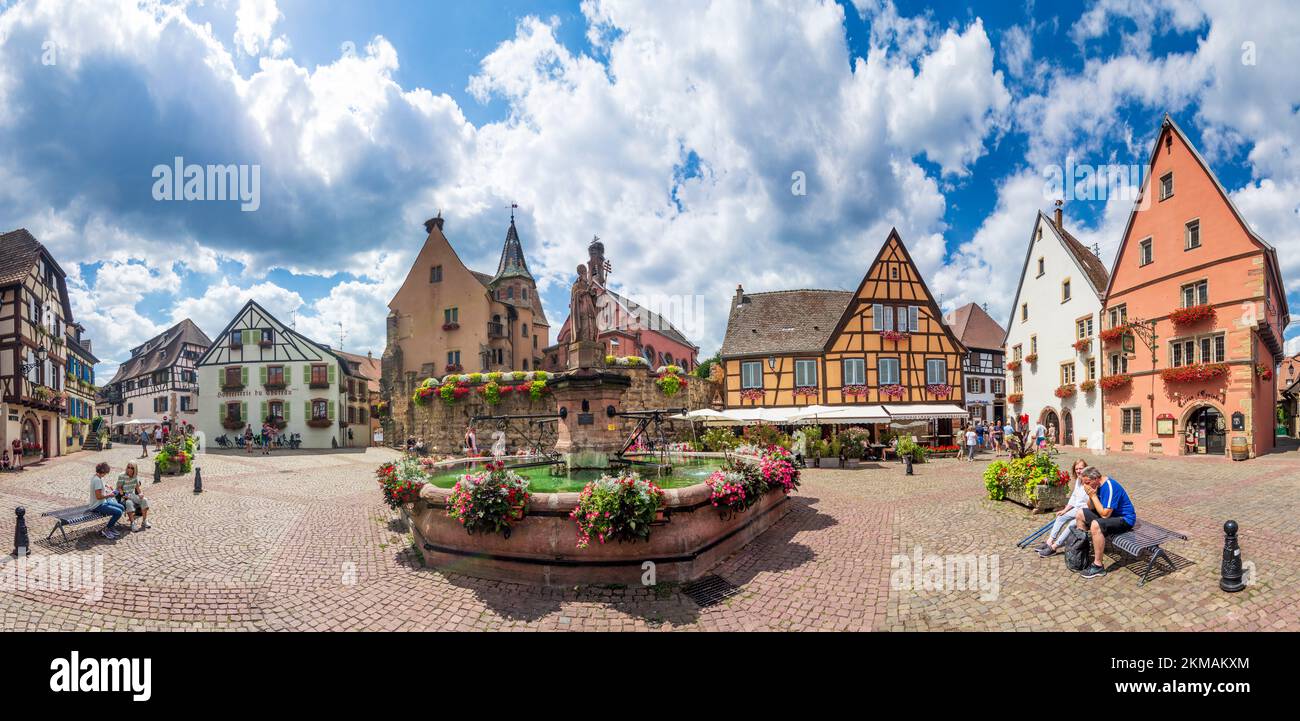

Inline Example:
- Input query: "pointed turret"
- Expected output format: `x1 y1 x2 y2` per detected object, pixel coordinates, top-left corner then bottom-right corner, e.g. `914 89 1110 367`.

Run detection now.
492 216 534 283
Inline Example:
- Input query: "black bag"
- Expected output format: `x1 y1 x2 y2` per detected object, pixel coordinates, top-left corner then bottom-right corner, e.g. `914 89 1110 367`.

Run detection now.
1064 527 1091 572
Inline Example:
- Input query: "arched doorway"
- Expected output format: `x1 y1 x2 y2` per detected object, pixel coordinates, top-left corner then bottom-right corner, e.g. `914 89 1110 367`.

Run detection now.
1062 410 1074 446
1185 405 1226 456
1040 409 1060 444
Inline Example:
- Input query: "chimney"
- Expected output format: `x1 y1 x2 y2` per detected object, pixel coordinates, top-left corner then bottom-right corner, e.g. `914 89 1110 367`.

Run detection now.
423 211 444 235
1053 199 1063 231
733 284 746 308
83 339 92 353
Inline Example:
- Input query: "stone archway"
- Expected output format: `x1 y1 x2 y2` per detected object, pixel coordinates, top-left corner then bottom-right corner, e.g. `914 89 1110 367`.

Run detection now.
1062 410 1074 446
1180 403 1227 456
1039 408 1060 445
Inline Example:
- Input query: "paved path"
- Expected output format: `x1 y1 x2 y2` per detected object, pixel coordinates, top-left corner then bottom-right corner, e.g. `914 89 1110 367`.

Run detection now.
1 444 1295 631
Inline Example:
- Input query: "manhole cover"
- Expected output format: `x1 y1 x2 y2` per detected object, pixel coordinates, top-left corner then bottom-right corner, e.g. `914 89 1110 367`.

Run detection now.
682 575 742 607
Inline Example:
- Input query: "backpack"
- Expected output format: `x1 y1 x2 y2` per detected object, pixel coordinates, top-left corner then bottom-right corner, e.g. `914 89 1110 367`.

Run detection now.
1064 527 1092 572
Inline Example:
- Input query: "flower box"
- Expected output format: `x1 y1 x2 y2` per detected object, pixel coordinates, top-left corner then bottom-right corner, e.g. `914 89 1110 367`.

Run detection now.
793 386 818 397
1005 481 1071 513
879 384 905 399
1024 353 1038 364
1007 392 1023 404
880 330 910 342
441 322 460 331
1255 364 1273 381
263 382 286 391
1100 326 1127 344
925 383 952 398
1079 379 1097 392
739 388 764 401
1054 383 1077 398
221 417 246 430
1168 304 1216 326
1160 362 1230 384
1099 374 1132 391
1072 338 1091 352
221 383 245 392
306 418 333 428
1005 360 1022 372
842 385 868 397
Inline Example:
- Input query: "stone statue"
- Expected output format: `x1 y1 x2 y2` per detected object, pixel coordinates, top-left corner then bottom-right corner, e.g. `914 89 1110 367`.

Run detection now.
588 236 608 288
571 264 598 344
491 429 507 459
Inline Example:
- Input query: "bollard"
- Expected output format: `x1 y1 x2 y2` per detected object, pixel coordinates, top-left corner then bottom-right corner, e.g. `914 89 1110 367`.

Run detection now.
13 506 29 557
1219 520 1245 592
903 454 913 476
154 462 162 484
193 466 203 494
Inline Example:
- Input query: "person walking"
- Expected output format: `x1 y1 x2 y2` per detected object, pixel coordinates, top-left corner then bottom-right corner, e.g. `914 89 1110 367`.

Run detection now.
244 424 255 455
138 429 150 459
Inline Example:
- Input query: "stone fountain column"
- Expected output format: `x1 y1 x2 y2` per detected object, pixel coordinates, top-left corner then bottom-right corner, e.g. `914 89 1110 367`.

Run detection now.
551 367 631 469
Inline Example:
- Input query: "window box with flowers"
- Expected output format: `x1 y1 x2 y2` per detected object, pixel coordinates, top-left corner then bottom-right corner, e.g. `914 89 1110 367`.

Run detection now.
739 388 764 402
441 322 460 332
1160 362 1230 384
842 384 868 398
1099 326 1128 344
925 383 952 398
793 386 818 398
1007 392 1023 405
444 363 463 374
878 384 906 400
1099 373 1132 391
1255 364 1272 381
1079 379 1097 393
880 330 910 342
1168 304 1215 326
306 417 334 429
1072 338 1091 353
1005 359 1022 372
1024 353 1038 364
1054 383 1077 399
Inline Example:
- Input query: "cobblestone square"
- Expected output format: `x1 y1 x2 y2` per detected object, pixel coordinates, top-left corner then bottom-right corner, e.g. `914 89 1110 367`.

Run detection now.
1 444 1296 631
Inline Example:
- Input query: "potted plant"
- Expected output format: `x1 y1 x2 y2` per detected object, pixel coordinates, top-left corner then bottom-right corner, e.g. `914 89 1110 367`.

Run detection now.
1169 304 1216 326
1100 373 1132 390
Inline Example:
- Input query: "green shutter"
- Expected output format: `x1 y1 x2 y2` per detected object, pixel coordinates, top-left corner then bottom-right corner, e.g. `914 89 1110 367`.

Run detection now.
304 400 311 419
261 400 268 422
327 364 336 384
282 402 290 422
241 401 248 422
218 403 225 420
327 400 335 420
244 329 254 345
260 366 267 384
303 365 311 384
284 366 291 384
241 367 248 386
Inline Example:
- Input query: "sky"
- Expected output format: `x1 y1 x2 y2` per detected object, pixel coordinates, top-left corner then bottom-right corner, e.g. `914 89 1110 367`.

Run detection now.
1 0 1298 381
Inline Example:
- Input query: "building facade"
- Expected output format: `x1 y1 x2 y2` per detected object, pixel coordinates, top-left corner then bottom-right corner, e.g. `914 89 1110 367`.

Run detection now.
1003 207 1111 449
102 319 210 435
63 322 99 451
543 289 699 373
720 230 968 442
338 350 380 446
1 229 79 461
382 213 551 443
1101 115 1289 458
944 303 1007 425
196 300 365 449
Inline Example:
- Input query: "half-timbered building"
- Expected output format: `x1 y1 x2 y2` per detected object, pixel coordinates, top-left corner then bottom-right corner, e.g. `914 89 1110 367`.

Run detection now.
720 229 969 442
103 318 210 434
196 300 366 449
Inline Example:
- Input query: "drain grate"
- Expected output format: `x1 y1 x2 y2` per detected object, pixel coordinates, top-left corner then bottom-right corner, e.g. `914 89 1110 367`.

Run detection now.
682 574 742 608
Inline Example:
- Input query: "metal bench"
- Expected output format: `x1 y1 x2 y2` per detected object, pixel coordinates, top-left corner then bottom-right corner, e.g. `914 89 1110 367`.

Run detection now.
41 504 115 544
1107 519 1188 587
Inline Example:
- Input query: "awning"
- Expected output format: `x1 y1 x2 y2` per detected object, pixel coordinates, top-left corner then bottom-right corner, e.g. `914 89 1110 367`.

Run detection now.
671 408 733 422
715 407 802 425
882 404 970 421
788 404 889 424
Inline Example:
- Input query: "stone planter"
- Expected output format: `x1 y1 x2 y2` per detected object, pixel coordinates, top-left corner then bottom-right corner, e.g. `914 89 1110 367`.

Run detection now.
1004 481 1070 513
819 457 841 469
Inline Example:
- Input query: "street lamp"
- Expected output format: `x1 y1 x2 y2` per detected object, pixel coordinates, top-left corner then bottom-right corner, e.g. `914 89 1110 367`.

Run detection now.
18 344 48 375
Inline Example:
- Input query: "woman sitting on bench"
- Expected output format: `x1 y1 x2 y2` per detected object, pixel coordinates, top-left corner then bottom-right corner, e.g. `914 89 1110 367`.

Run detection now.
1036 459 1089 557
116 462 152 533
90 462 125 540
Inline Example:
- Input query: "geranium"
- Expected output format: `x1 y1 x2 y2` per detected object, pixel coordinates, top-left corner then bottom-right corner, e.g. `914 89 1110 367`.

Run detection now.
1054 383 1077 399
446 461 530 537
441 322 460 331
1024 353 1039 364
925 383 952 398
1072 338 1091 352
1168 304 1216 326
1005 360 1022 371
879 384 905 399
793 386 818 397
1079 379 1097 392
1160 362 1230 384
569 472 665 549
1099 374 1132 390
760 445 800 494
1007 392 1023 404
1100 326 1127 344
705 469 751 515
740 388 765 401
984 453 1068 502
880 330 910 342
1255 364 1273 381
842 384 868 397
655 366 686 397
529 380 548 400
479 381 502 406
378 457 429 509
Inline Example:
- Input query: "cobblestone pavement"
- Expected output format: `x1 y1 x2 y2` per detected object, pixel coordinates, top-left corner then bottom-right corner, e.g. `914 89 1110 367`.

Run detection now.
1 443 1296 631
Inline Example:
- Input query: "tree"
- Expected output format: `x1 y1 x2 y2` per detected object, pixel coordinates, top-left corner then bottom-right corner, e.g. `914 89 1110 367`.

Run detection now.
695 351 721 380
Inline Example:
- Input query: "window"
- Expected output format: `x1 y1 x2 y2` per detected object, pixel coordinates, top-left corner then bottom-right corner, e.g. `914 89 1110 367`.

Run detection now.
906 306 920 332
1030 335 1038 355
1122 407 1142 434
878 358 900 385
447 351 462 368
226 402 241 421
311 364 329 385
224 367 242 387
966 377 984 394
741 361 763 389
1060 363 1076 385
1012 344 1023 361
1181 280 1208 308
1012 376 1023 393
180 396 192 411
269 400 283 420
1107 304 1127 329
794 359 817 388
1185 219 1201 250
127 403 133 415
267 366 284 386
522 288 529 300
1159 172 1173 201
444 307 458 324
872 304 892 331
1109 353 1128 375
843 358 865 386
1087 360 1097 381
430 265 443 283
1021 303 1028 322
1139 238 1153 266
312 400 328 420
522 323 528 337
925 359 946 385
1171 332 1226 366
1036 258 1045 277
1076 316 1094 339
507 286 514 300
230 330 242 346
260 328 273 344
1061 278 1071 302
991 379 1004 394
890 267 899 280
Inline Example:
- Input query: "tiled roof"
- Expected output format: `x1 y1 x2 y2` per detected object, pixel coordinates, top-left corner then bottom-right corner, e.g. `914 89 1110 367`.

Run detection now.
109 319 212 384
720 289 853 358
337 350 381 393
945 302 1006 351
1055 223 1110 295
0 228 44 286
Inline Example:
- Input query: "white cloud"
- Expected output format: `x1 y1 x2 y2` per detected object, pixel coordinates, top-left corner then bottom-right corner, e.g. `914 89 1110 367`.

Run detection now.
233 0 283 56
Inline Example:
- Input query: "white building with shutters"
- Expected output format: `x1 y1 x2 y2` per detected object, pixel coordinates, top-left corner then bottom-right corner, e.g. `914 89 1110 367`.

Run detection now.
195 300 366 449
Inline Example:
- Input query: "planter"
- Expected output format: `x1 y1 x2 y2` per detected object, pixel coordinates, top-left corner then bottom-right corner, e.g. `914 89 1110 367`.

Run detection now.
819 457 841 469
1004 481 1070 513
263 383 286 391
221 418 246 430
306 418 333 428
221 384 245 393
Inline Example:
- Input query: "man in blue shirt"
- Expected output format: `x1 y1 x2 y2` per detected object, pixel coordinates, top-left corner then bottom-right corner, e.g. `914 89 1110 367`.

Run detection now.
1074 467 1136 579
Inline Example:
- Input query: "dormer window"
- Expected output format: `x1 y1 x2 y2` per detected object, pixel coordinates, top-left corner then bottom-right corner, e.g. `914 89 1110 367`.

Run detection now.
1159 172 1174 201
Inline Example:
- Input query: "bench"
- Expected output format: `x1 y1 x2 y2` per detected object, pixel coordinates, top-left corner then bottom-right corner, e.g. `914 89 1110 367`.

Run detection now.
1107 519 1188 587
41 504 116 545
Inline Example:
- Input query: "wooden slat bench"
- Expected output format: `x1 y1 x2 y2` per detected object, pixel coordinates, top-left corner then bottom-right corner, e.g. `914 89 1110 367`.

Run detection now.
41 504 115 545
1106 519 1188 587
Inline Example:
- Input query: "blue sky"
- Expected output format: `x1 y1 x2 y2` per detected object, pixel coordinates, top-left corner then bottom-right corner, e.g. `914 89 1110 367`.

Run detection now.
1 0 1297 380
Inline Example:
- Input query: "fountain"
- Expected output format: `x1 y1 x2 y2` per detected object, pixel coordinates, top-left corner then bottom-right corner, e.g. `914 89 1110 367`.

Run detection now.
402 241 799 585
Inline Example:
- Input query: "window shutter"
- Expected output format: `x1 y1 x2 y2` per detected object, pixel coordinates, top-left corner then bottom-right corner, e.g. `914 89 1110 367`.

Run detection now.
241 401 248 422
244 329 253 345
260 401 268 422
303 365 311 383
219 403 225 420
327 364 336 384
327 400 335 420
284 366 291 384
872 304 883 331
909 306 919 332
304 401 311 419
282 403 290 422
241 367 249 386
260 366 267 384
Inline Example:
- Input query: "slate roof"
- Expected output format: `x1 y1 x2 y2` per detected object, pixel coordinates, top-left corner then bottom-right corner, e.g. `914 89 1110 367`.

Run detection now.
945 302 1007 352
720 289 853 358
108 319 212 384
0 228 73 318
337 350 382 393
492 218 534 282
1054 221 1111 295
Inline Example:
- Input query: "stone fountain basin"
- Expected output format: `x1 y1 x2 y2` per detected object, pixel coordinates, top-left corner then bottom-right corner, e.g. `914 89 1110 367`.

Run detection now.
408 475 792 587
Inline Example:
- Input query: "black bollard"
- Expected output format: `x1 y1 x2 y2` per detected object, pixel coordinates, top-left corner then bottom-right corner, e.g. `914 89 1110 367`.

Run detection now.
903 454 914 476
1219 520 1245 592
154 462 162 484
13 506 29 557
193 466 203 494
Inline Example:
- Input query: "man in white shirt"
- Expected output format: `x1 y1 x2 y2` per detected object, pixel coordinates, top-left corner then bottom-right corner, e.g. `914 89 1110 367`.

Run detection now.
89 461 125 540
964 427 978 460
